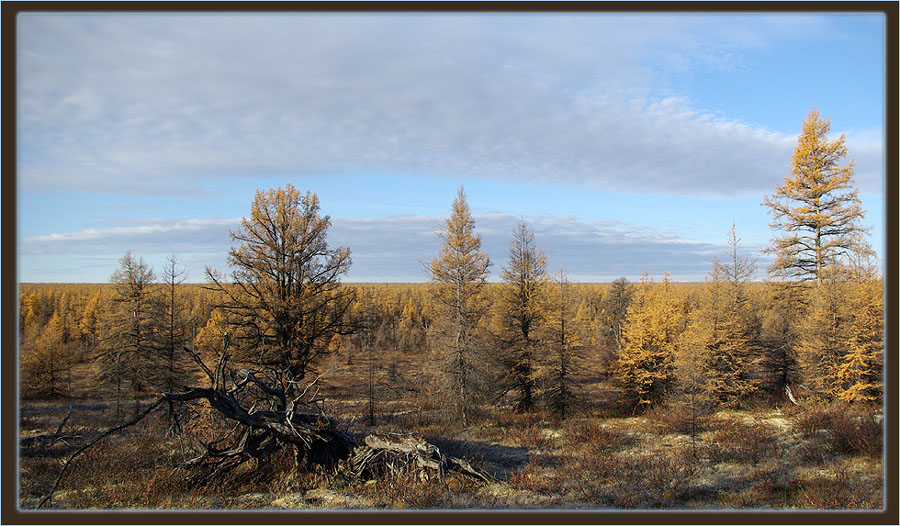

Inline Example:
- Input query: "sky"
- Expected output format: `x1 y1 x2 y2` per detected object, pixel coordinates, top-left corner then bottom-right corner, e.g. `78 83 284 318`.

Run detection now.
17 13 886 283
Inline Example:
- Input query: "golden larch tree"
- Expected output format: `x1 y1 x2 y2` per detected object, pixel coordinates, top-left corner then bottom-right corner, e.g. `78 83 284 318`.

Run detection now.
427 185 492 425
763 108 872 285
612 273 683 411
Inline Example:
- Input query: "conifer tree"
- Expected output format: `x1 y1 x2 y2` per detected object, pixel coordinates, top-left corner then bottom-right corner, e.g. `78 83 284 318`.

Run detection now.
398 296 426 354
538 271 581 419
677 225 760 407
679 259 759 407
836 267 883 403
597 277 633 355
796 267 847 398
96 251 159 418
763 108 872 285
493 219 549 412
160 253 191 392
757 281 803 398
612 273 683 411
427 185 492 425
23 311 72 398
79 291 103 357
205 184 354 393
798 261 883 402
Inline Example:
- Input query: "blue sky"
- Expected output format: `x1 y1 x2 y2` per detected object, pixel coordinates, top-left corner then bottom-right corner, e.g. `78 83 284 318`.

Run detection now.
17 13 885 283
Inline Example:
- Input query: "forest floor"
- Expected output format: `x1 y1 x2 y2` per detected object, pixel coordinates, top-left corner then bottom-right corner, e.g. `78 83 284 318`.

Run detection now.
18 387 883 511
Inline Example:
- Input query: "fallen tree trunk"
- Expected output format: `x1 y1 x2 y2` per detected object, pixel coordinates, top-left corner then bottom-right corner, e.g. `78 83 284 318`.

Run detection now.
349 432 495 483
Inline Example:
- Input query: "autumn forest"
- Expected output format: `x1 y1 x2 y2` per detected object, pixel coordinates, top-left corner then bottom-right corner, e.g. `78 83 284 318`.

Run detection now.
18 110 884 510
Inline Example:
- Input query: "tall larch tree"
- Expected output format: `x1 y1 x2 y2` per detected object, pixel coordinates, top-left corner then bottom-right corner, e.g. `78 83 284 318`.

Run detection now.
763 108 872 285
427 185 492 425
493 219 549 413
160 253 191 393
206 184 354 396
96 251 159 419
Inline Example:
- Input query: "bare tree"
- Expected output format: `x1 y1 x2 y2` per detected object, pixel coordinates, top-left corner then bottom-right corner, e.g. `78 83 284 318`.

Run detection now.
160 253 190 393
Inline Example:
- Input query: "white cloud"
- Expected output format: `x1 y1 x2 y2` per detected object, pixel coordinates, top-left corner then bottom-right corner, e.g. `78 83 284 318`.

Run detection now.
20 218 237 256
17 14 884 198
20 213 769 283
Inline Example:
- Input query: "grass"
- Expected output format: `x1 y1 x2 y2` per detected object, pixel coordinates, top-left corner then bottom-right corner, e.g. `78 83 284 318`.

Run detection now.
18 391 883 510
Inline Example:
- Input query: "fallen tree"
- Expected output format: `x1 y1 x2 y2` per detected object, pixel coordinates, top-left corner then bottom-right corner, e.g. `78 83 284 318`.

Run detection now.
37 341 494 509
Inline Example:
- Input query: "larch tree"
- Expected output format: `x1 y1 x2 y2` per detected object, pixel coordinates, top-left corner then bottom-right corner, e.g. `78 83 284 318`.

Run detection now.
763 108 872 285
679 260 758 408
493 219 549 413
160 254 191 393
96 251 159 419
757 281 803 399
612 273 683 411
398 296 426 354
79 290 103 358
206 184 354 396
835 263 883 403
538 271 581 419
796 270 849 398
23 311 70 399
797 259 883 402
427 185 492 425
597 277 633 356
679 225 760 407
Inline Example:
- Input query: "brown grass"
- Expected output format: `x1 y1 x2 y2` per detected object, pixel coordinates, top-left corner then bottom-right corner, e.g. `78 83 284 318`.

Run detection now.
19 394 884 510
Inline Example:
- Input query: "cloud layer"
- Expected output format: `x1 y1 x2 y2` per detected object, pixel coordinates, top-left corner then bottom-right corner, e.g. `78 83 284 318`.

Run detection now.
18 15 883 198
20 213 769 283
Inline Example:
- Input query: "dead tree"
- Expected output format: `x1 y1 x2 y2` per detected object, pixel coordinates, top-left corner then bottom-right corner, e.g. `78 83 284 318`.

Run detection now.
37 339 494 509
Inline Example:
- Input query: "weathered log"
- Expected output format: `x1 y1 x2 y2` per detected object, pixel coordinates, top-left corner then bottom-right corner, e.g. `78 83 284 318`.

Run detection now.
348 431 495 483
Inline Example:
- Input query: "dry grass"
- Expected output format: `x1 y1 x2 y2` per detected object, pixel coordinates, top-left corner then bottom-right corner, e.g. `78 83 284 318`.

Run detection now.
18 392 884 511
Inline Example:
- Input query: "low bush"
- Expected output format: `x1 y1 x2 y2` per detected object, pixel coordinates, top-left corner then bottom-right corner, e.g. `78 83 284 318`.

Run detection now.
791 470 882 509
644 404 710 436
507 454 553 494
562 420 635 452
357 472 454 509
709 418 780 464
793 403 882 459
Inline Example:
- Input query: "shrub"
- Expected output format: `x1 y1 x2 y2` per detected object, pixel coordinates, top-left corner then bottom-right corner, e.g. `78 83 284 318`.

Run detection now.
644 403 710 436
791 470 882 509
562 420 635 452
358 472 453 509
709 418 780 464
507 454 551 493
793 403 882 458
